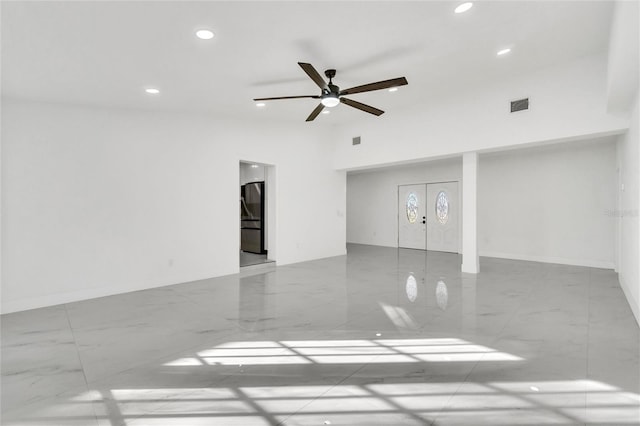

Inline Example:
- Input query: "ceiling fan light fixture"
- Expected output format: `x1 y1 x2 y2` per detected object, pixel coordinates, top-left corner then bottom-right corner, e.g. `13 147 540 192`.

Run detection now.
321 95 340 108
195 29 215 40
454 2 473 13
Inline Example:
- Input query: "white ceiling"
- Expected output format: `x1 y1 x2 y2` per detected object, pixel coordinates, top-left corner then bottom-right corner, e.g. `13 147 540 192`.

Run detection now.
1 1 613 125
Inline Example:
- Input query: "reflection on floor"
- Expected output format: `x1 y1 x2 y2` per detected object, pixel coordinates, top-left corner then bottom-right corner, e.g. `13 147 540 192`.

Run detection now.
2 244 639 425
240 250 273 267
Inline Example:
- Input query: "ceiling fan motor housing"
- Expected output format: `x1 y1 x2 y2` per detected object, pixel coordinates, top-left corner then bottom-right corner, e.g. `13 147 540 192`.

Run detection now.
325 83 340 95
324 69 339 95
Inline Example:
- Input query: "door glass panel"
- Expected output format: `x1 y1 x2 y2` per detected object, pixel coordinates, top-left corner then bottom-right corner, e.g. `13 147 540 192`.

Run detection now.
436 191 449 224
406 192 418 223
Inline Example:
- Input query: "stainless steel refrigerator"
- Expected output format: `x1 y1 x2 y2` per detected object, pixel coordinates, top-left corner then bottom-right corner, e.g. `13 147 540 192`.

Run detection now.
240 181 265 254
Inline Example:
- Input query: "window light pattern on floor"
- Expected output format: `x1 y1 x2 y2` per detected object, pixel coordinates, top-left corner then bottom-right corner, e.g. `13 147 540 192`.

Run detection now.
5 338 638 425
13 379 640 425
164 337 524 367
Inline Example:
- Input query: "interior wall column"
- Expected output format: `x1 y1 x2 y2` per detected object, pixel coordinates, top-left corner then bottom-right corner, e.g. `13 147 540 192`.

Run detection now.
462 152 479 274
462 274 477 333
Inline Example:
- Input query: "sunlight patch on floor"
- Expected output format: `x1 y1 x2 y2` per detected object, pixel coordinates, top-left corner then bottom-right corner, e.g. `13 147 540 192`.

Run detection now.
7 379 639 425
164 338 524 367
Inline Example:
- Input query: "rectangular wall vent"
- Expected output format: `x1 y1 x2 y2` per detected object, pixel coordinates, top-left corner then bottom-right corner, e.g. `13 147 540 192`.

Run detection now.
352 136 361 145
511 98 529 113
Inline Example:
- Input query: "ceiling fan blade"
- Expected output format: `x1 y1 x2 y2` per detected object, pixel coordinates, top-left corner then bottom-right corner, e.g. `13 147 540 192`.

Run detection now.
340 97 384 116
339 77 408 96
253 95 319 101
306 103 325 122
298 62 327 89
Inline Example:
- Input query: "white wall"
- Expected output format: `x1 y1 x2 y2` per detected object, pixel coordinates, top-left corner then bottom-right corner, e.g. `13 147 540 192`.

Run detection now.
606 0 639 114
347 158 461 247
608 0 639 324
617 96 639 325
334 54 628 171
346 139 617 269
478 139 617 269
1 99 346 313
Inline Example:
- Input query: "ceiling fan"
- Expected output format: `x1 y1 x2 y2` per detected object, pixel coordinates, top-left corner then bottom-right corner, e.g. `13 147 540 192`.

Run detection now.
253 62 408 122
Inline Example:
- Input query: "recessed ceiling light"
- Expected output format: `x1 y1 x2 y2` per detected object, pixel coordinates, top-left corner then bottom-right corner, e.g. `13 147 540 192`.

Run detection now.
388 87 398 92
497 48 512 56
322 110 330 114
195 29 215 40
145 88 160 94
530 386 540 392
454 2 473 13
256 102 266 107
250 164 259 168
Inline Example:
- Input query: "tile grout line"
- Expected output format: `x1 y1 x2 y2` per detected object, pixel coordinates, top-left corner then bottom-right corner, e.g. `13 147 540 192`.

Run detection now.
427 358 480 426
276 361 372 426
233 387 281 426
62 304 90 388
62 303 101 425
481 381 585 424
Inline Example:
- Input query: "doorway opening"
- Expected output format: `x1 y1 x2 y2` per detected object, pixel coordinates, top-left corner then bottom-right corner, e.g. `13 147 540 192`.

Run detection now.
239 161 276 268
398 181 460 253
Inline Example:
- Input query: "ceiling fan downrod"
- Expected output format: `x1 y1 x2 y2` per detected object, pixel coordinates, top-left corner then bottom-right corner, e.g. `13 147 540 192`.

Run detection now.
324 69 339 95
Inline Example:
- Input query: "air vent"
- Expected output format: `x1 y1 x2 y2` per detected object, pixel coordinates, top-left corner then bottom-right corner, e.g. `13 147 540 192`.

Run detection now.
352 136 361 146
511 98 529 113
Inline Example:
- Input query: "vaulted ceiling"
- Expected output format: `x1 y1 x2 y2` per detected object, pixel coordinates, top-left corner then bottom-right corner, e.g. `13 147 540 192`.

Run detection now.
1 1 614 124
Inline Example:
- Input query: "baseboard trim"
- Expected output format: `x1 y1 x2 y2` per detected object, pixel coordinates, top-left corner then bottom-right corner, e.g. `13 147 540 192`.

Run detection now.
479 251 616 270
1 270 238 315
276 249 348 267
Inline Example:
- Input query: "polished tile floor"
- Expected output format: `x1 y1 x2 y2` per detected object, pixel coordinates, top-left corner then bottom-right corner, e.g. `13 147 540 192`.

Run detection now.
2 244 639 425
240 251 274 268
